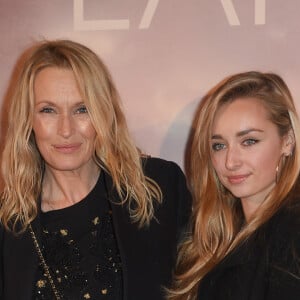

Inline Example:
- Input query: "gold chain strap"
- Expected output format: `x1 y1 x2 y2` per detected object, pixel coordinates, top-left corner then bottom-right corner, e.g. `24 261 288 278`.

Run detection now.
28 224 62 300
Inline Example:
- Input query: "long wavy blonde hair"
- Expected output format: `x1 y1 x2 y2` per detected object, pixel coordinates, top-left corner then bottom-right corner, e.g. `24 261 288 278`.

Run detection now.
1 39 162 232
168 71 300 299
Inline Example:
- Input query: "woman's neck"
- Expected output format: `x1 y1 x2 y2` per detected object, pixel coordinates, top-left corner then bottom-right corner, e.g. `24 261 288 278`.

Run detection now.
41 163 100 212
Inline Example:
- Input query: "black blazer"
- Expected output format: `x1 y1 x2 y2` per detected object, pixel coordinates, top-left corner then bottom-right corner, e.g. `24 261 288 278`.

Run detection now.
197 199 300 300
0 157 191 300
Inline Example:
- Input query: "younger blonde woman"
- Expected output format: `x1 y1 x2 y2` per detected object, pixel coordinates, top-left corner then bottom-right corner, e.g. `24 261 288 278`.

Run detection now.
169 71 300 299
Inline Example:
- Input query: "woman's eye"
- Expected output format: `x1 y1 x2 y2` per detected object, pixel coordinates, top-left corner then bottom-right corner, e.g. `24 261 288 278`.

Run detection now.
40 107 54 113
76 106 88 114
243 138 258 146
212 143 226 151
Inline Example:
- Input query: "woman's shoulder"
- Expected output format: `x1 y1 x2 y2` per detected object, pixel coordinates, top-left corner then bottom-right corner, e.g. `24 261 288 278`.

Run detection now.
268 200 300 273
141 156 189 192
269 200 300 246
141 156 191 230
276 200 300 232
141 156 184 177
266 201 300 295
141 155 182 168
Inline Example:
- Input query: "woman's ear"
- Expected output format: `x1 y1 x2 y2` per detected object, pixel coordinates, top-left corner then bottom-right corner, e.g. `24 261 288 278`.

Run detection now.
282 129 295 156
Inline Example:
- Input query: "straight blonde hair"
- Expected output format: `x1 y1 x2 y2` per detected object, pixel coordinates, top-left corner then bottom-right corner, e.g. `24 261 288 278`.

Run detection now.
168 71 300 299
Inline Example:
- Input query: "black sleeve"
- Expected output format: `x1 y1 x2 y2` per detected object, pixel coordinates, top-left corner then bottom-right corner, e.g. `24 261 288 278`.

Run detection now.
171 161 192 241
0 225 3 298
266 210 300 299
142 157 192 241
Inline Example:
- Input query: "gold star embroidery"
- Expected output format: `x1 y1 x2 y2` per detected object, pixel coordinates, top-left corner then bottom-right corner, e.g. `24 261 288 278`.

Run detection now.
101 289 108 295
60 229 68 236
92 216 100 225
83 293 91 299
36 280 46 288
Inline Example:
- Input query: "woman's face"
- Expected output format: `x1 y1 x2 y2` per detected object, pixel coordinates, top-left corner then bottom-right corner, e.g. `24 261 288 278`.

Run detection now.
210 97 292 212
32 67 97 174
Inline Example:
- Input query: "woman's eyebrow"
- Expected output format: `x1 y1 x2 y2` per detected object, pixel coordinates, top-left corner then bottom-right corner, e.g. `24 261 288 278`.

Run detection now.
211 128 264 140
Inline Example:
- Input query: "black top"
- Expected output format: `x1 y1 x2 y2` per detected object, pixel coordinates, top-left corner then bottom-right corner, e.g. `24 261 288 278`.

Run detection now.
0 157 192 300
197 198 300 300
34 172 122 300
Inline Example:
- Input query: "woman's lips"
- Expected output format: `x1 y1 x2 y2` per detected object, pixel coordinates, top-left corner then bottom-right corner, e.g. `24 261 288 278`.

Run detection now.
227 174 249 184
53 143 81 153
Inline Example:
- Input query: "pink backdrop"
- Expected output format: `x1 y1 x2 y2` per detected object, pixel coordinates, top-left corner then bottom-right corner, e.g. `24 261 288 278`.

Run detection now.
1 0 300 168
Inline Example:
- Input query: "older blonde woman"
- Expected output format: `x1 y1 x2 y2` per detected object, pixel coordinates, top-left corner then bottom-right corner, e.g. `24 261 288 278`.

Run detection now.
0 40 191 300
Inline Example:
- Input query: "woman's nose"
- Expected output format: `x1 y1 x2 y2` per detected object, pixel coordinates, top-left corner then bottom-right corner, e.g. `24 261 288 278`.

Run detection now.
225 146 242 170
58 114 74 138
